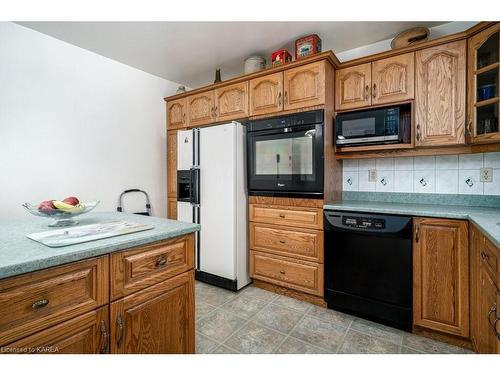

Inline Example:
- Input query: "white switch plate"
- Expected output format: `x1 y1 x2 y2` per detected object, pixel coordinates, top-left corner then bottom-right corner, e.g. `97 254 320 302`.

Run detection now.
368 169 377 182
480 167 493 183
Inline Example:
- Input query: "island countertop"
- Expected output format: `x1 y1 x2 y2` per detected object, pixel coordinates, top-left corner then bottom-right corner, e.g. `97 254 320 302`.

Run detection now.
324 200 500 248
0 212 200 280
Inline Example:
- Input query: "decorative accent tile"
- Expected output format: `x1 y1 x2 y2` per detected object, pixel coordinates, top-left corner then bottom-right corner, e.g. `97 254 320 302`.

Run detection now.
435 170 459 194
343 171 359 192
394 157 413 171
459 154 483 169
459 169 483 195
394 171 414 193
376 170 394 192
414 170 435 193
413 156 435 170
436 155 458 170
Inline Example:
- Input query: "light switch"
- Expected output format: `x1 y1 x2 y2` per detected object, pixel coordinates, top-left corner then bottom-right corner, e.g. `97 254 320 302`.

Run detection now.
480 167 493 183
368 169 377 182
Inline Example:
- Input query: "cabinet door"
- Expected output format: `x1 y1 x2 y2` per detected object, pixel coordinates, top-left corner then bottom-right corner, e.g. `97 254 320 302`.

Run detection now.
249 72 283 116
372 52 415 105
187 91 215 127
413 218 469 337
167 130 177 198
215 82 248 121
111 271 195 354
4 307 109 354
468 24 500 144
476 266 498 353
167 98 187 130
415 41 466 146
283 61 325 110
335 63 371 110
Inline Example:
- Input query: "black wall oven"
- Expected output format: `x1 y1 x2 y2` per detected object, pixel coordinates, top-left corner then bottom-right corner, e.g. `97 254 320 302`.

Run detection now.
247 110 324 197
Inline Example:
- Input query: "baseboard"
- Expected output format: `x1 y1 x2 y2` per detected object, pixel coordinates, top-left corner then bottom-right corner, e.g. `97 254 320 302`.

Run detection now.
195 270 238 291
253 279 326 307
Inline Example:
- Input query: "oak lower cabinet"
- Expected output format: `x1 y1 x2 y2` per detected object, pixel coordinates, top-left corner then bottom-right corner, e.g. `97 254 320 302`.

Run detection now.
415 40 466 147
471 224 500 353
413 217 469 338
111 271 195 354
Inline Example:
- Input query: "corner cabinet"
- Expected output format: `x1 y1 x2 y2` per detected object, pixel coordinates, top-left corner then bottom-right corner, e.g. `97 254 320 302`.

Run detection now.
167 98 187 130
468 23 500 144
415 40 466 146
413 218 469 338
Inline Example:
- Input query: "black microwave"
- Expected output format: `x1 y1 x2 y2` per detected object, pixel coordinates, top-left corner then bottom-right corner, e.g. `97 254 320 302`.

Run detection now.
335 104 411 147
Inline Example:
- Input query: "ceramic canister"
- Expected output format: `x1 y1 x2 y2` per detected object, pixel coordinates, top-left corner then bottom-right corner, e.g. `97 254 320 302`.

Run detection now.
244 56 266 74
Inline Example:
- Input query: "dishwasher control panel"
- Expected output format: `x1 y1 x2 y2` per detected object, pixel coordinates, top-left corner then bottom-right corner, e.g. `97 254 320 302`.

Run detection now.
342 216 386 229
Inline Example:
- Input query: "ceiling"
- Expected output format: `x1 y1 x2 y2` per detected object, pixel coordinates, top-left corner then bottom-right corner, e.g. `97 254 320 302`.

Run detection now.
18 21 448 88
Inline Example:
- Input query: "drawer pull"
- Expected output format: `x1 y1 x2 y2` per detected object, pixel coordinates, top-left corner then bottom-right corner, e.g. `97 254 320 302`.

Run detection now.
279 240 286 244
32 299 49 310
279 213 286 218
99 320 108 354
156 256 168 267
279 270 286 275
116 314 124 347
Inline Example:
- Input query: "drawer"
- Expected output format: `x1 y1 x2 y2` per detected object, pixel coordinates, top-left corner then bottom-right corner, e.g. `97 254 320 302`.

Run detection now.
0 256 108 346
249 204 323 229
111 234 195 300
250 222 323 262
250 251 323 296
481 237 499 287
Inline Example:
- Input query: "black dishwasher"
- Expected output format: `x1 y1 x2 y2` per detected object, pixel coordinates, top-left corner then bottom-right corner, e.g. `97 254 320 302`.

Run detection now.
324 210 412 331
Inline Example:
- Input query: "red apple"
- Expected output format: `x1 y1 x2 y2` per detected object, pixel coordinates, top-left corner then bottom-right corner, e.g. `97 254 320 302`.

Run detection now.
38 200 56 213
62 196 79 206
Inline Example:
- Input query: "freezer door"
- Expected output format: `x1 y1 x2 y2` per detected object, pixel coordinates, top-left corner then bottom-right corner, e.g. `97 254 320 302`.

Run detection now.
177 129 194 170
199 123 237 280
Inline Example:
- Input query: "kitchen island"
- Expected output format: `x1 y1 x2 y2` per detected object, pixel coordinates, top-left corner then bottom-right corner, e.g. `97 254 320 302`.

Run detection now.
0 212 200 354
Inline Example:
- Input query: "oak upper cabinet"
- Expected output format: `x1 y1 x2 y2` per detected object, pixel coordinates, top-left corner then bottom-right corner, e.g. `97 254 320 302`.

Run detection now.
468 23 500 144
335 63 371 110
6 307 109 354
187 91 215 127
415 41 466 147
283 61 325 110
167 130 177 198
371 52 414 105
110 271 195 354
249 72 283 116
413 218 469 337
167 98 187 130
215 81 249 122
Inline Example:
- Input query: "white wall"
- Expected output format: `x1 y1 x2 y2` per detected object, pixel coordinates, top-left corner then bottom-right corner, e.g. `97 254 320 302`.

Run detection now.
0 22 182 219
336 22 478 62
343 153 500 196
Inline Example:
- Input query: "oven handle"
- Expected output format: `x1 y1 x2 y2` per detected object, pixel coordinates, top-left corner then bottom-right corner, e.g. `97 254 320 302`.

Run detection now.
249 123 319 136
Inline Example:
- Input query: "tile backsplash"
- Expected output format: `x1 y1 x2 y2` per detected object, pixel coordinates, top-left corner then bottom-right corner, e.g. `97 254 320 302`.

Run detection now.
342 152 500 196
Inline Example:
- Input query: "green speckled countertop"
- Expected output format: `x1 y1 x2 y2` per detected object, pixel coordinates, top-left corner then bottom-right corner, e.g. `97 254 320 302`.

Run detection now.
0 212 200 280
324 201 500 248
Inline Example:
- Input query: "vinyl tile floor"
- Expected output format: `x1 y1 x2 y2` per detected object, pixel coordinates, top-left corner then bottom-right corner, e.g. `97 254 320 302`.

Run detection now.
195 281 474 354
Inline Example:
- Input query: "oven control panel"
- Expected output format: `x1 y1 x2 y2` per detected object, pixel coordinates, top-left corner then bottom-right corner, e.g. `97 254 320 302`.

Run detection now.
342 216 386 229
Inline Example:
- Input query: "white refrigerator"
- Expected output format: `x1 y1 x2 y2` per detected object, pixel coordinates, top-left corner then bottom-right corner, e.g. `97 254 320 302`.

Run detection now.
176 122 250 291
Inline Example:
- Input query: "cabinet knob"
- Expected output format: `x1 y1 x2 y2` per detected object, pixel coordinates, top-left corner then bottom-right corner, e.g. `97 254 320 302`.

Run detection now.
156 256 168 267
279 240 286 244
279 270 286 275
279 213 286 218
32 299 49 310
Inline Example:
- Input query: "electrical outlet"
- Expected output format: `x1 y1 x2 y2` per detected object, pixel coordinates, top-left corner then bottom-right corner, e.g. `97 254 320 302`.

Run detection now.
368 169 377 182
480 167 493 183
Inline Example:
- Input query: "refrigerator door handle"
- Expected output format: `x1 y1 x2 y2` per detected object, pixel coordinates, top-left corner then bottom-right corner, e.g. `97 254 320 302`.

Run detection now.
189 166 200 205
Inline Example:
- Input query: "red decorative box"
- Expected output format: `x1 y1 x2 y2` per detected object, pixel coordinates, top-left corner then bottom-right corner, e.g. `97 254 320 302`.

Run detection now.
271 49 292 67
295 34 322 60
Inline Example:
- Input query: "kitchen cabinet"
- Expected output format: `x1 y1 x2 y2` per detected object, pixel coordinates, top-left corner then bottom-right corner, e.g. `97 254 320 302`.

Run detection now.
167 98 187 130
167 197 177 219
249 72 283 116
215 81 249 122
5 307 109 354
283 61 325 110
335 53 414 111
413 218 469 337
371 53 414 105
415 41 466 147
335 63 372 110
167 130 177 198
468 23 500 144
471 225 500 353
110 271 195 354
187 91 215 127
